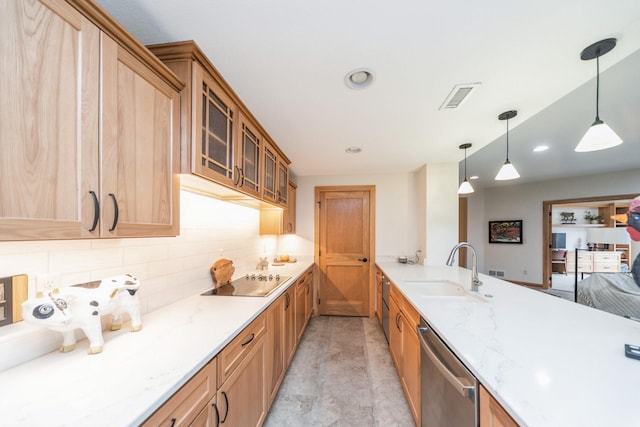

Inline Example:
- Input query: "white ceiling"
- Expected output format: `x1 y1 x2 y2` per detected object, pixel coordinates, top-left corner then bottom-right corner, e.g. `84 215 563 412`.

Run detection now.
96 0 640 184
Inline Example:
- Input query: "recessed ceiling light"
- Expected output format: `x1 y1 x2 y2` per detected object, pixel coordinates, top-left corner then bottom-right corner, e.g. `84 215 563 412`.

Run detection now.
345 68 375 90
533 145 549 152
469 175 479 180
345 146 362 154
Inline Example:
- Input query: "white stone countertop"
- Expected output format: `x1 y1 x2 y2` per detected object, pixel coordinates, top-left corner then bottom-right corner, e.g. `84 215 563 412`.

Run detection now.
376 261 640 427
0 259 313 427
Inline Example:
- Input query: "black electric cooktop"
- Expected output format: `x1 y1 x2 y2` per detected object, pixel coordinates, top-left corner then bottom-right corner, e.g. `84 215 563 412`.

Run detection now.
200 274 290 297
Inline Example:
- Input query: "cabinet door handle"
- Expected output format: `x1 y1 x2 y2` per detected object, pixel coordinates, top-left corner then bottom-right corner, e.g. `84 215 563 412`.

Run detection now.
358 257 368 263
212 402 220 427
288 222 293 233
220 391 229 423
88 191 99 232
285 293 290 310
395 312 402 331
233 166 241 186
241 333 255 347
108 193 119 232
169 418 176 427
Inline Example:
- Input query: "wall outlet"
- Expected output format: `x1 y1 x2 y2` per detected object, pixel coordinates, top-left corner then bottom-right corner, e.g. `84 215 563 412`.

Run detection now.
35 273 62 296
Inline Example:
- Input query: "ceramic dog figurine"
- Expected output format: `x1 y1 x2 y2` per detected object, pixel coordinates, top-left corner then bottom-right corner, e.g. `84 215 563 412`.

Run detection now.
21 274 142 354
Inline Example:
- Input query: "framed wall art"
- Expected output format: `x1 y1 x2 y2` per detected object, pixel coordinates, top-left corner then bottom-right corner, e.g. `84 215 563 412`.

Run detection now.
488 220 523 244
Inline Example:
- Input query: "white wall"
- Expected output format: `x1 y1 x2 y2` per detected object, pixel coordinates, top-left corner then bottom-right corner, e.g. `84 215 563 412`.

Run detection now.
466 168 640 284
296 172 420 261
417 163 460 265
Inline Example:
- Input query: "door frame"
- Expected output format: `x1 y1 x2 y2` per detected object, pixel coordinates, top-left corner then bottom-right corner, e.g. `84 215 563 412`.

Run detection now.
314 185 376 317
542 193 636 288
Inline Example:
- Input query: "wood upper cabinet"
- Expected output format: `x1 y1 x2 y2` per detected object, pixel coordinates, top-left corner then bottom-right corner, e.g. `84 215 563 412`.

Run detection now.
284 181 297 234
101 35 180 237
193 64 238 187
0 0 181 241
480 385 519 427
1 0 99 240
148 41 291 208
236 113 262 198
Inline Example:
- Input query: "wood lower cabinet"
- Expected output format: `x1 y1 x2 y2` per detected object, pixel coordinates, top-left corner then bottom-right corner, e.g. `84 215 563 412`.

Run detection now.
217 313 267 427
375 267 383 325
0 0 181 241
284 287 296 365
480 385 519 427
389 283 421 426
142 358 217 427
266 294 286 406
217 333 266 427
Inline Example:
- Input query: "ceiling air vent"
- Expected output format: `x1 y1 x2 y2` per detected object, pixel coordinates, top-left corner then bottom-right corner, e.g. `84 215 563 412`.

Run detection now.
439 82 480 110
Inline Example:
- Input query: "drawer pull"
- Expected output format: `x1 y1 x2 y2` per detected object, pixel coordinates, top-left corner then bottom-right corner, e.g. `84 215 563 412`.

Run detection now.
108 193 119 232
212 402 220 427
241 333 255 347
221 391 229 423
88 191 99 232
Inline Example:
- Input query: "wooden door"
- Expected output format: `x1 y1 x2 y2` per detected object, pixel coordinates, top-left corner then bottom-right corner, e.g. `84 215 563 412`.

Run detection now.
102 35 180 237
262 142 278 203
283 288 296 365
236 113 262 198
0 0 100 240
316 186 374 316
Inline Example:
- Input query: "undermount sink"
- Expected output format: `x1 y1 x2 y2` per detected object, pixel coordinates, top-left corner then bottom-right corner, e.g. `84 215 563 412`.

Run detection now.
403 279 488 302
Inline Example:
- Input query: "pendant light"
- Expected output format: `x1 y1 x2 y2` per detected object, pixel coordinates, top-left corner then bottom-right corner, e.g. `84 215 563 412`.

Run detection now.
575 38 622 152
457 143 474 194
495 110 520 181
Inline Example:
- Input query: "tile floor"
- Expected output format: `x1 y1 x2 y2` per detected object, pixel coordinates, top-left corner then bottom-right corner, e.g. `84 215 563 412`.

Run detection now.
264 316 415 427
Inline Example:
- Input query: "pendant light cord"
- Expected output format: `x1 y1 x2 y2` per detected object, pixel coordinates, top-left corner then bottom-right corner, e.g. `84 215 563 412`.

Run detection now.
505 119 510 161
595 53 600 121
463 146 468 179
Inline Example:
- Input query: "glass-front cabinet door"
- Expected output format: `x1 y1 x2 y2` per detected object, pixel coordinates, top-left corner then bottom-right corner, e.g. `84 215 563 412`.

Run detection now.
237 113 261 198
277 160 288 206
263 141 278 203
194 65 237 188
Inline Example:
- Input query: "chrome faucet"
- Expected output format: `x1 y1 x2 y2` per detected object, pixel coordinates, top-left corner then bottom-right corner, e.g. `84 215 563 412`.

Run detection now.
446 242 482 292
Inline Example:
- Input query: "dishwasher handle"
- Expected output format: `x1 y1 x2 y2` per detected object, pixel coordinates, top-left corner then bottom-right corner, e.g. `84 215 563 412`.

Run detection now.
417 325 475 398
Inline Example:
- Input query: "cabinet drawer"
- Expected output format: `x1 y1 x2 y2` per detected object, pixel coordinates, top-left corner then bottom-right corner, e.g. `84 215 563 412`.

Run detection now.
142 358 217 427
218 313 266 385
594 263 620 272
402 300 421 332
594 252 621 262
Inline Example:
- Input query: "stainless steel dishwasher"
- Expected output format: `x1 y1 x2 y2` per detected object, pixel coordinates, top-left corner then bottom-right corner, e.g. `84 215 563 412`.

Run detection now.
418 318 478 426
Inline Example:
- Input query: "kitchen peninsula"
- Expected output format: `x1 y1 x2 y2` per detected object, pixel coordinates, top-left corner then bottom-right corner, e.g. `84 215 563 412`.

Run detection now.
377 261 640 426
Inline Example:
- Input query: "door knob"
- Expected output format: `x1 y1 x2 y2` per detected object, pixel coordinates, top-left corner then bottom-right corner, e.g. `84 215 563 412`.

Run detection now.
358 258 368 262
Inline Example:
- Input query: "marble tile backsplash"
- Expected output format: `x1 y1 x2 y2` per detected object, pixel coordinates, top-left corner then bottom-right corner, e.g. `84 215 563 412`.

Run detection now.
0 190 307 371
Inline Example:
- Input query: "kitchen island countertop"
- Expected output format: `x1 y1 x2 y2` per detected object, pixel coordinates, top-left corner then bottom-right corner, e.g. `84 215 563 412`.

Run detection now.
377 261 640 426
0 259 313 426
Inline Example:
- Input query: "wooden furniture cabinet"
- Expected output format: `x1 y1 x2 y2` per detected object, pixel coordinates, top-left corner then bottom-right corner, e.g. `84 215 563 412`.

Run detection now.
217 313 267 427
0 0 181 241
566 250 622 273
147 41 290 209
389 283 421 426
142 358 218 427
480 385 519 427
284 181 297 234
